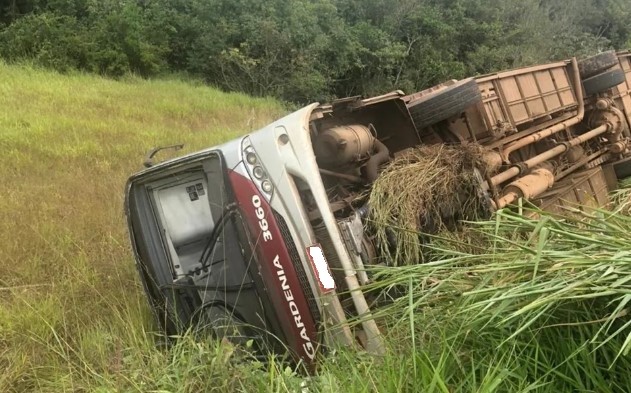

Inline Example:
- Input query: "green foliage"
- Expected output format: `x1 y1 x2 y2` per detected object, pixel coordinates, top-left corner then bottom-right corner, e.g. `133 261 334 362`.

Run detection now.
0 0 628 101
178 0 355 102
0 1 169 77
84 1 169 76
357 203 631 391
0 12 89 71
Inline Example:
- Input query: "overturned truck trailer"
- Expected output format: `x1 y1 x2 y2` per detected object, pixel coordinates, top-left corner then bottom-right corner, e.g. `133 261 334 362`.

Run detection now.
125 51 631 366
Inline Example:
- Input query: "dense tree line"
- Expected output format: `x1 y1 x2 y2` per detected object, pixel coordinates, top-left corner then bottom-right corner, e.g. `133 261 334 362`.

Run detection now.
1 0 629 103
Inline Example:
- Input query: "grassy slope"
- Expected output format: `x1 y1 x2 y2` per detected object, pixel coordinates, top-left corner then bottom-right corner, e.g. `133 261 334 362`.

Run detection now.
0 63 285 392
3 63 631 393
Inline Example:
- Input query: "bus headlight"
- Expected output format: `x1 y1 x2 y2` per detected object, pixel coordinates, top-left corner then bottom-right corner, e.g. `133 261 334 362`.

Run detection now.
241 137 274 198
261 180 273 193
246 152 258 165
253 166 266 179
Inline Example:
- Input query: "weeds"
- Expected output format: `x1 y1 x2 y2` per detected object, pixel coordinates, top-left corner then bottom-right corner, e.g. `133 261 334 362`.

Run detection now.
364 205 631 391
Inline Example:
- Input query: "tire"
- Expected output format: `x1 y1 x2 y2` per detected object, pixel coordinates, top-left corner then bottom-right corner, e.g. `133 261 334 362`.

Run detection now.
578 51 618 79
582 69 626 96
407 78 482 130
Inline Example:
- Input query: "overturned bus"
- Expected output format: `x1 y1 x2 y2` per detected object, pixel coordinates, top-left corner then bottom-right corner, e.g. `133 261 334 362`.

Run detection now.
125 50 631 366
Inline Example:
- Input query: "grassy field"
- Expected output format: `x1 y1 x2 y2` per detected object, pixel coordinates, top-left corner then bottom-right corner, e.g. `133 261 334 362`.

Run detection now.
2 63 631 393
0 63 285 392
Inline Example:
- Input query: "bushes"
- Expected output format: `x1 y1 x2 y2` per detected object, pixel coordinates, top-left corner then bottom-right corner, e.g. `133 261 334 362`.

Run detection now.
0 0 629 102
85 1 168 76
0 13 89 71
0 2 167 77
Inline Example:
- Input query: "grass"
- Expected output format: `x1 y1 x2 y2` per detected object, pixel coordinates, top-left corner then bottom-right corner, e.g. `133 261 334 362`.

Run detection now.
368 144 490 265
3 62 631 392
0 62 285 392
364 203 631 391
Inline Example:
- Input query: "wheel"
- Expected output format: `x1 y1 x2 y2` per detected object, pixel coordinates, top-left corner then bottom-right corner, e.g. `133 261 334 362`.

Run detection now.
407 78 482 130
582 69 626 96
578 51 618 79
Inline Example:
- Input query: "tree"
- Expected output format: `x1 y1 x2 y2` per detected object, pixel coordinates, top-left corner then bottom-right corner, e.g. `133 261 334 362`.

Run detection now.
0 0 628 102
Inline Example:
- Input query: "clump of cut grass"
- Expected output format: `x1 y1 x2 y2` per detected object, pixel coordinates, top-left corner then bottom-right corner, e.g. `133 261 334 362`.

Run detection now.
368 143 490 265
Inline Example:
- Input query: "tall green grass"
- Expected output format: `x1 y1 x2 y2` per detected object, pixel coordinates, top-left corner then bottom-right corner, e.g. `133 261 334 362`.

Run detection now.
3 62 631 392
362 201 631 392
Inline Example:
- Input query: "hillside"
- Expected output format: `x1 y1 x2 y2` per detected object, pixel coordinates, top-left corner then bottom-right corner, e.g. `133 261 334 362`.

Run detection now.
0 63 285 392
